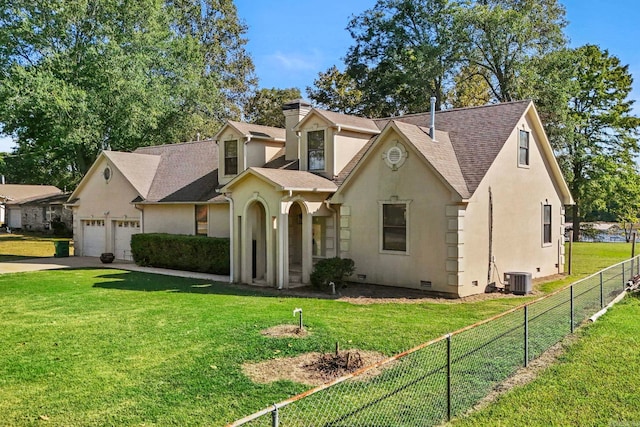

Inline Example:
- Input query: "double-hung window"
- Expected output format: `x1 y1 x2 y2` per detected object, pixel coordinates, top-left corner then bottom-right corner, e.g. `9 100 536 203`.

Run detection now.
225 140 238 175
307 130 325 171
382 203 407 252
519 130 529 166
543 204 552 244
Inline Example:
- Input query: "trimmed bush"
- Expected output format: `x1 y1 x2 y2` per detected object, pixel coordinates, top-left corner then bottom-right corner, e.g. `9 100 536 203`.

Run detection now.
131 233 230 275
310 257 355 289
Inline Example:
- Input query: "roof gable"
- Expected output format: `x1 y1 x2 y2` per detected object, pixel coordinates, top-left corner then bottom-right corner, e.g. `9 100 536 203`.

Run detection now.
222 167 337 193
134 140 220 202
294 108 381 134
215 121 286 142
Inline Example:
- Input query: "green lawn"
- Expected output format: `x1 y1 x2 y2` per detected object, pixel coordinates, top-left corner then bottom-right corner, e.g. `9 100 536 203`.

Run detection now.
450 293 640 426
0 242 636 425
0 232 74 261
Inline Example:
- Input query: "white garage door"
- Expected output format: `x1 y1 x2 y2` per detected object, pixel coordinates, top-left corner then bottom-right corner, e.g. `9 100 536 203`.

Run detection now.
82 219 105 257
114 220 140 260
7 207 22 229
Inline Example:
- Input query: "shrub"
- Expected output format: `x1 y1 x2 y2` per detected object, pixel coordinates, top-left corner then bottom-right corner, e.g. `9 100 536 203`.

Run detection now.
310 257 355 289
131 233 230 275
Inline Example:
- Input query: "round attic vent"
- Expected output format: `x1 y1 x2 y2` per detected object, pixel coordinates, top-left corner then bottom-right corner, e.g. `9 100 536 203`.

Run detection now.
387 146 402 165
383 144 407 170
103 167 111 181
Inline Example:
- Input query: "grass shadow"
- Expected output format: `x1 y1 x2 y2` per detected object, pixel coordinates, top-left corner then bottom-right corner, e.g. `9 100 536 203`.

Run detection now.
93 270 285 298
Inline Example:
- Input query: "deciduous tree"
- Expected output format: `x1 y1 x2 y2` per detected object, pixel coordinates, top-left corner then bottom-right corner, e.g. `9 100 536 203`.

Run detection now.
244 87 301 128
0 0 255 188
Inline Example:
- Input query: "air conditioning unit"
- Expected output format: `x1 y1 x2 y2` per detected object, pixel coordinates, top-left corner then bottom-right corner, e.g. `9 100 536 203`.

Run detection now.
504 272 532 295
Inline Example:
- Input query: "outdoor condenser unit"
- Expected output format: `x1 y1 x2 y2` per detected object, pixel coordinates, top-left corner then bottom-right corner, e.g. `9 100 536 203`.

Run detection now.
504 272 532 295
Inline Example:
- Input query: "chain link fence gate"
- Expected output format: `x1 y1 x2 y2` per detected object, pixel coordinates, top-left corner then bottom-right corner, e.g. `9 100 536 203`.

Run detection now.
228 256 639 427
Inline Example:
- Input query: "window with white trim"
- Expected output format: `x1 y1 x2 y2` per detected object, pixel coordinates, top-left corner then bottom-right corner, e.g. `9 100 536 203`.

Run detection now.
224 140 238 175
307 130 325 171
543 204 552 244
382 203 407 252
519 130 530 166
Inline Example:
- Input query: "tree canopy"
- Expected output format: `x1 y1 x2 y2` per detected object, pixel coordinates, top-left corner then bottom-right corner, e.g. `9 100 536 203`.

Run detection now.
244 87 302 128
0 0 255 188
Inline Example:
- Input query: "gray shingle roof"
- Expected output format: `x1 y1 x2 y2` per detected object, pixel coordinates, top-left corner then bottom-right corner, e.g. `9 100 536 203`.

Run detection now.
247 167 337 192
0 184 62 203
103 151 161 198
297 109 381 133
225 121 286 141
392 122 470 198
134 140 219 202
374 100 531 193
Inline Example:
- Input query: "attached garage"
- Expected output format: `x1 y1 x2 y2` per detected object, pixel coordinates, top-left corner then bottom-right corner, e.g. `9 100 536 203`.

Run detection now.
82 219 105 257
113 220 140 260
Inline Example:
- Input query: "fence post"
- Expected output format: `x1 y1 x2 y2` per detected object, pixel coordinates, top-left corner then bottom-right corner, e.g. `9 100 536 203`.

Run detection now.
524 305 529 368
600 271 604 309
623 263 626 289
447 334 452 422
570 285 574 334
272 405 279 427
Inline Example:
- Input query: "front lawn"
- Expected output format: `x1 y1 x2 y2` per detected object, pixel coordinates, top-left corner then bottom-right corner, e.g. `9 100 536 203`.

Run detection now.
0 269 525 426
0 242 635 425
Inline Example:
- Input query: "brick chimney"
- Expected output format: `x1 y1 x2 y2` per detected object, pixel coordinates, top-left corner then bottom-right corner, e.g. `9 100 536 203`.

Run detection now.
282 99 312 161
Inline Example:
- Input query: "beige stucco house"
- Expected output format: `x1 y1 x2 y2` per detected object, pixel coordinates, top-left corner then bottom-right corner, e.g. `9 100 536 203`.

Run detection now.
69 99 573 297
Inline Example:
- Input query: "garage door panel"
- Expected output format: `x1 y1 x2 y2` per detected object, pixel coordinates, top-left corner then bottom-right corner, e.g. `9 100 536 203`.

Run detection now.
114 220 140 260
82 219 105 257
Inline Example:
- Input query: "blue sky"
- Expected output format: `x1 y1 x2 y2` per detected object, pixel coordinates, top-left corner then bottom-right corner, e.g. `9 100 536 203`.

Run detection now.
234 0 640 105
1 0 638 152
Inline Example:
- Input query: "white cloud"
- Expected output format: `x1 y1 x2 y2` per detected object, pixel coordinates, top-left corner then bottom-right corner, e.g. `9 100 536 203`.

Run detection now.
266 50 323 71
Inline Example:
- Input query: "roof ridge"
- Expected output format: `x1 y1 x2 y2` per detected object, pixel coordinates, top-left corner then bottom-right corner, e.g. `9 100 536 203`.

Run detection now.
374 99 532 121
134 139 215 152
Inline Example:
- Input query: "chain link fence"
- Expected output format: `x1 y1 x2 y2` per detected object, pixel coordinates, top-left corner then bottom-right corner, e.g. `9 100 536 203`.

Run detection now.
229 256 639 427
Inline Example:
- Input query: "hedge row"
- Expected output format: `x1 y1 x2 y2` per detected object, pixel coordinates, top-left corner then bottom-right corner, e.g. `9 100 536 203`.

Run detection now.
131 233 230 275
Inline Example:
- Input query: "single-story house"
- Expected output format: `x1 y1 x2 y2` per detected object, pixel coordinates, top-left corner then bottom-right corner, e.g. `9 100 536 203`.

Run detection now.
69 99 573 297
0 184 66 230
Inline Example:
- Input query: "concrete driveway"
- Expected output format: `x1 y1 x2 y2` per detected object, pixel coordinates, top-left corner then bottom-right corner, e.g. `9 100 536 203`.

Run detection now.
0 256 230 283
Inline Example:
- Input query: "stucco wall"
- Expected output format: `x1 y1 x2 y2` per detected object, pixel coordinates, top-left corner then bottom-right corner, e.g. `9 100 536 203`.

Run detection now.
337 128 457 294
461 111 565 297
334 130 372 176
71 155 141 255
143 204 196 235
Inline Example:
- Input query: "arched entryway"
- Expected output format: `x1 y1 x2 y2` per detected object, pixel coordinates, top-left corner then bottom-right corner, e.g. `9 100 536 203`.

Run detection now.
242 200 268 284
288 202 304 284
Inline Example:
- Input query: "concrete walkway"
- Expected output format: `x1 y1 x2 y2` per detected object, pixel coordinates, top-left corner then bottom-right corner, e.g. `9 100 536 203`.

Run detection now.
0 256 231 283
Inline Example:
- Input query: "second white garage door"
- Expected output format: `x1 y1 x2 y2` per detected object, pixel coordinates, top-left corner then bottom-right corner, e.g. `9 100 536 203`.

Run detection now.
82 219 105 257
114 220 140 260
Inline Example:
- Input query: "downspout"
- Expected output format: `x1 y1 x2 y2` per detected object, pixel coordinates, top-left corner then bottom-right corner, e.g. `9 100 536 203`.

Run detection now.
333 125 341 177
224 194 234 284
243 136 251 171
134 203 144 233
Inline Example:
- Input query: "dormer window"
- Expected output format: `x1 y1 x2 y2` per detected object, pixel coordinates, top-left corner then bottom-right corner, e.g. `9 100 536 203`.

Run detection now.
225 140 238 175
307 130 325 171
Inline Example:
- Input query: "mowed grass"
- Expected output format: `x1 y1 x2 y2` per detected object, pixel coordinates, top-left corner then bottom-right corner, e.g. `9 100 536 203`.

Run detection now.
538 242 636 293
450 293 640 426
0 232 74 261
0 241 635 425
0 269 526 426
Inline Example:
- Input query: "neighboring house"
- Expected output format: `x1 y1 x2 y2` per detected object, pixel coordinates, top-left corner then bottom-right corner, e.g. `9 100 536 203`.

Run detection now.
70 99 573 297
0 184 65 230
13 192 72 233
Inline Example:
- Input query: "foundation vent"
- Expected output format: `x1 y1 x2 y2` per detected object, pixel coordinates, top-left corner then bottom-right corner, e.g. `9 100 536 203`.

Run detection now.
420 280 432 289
